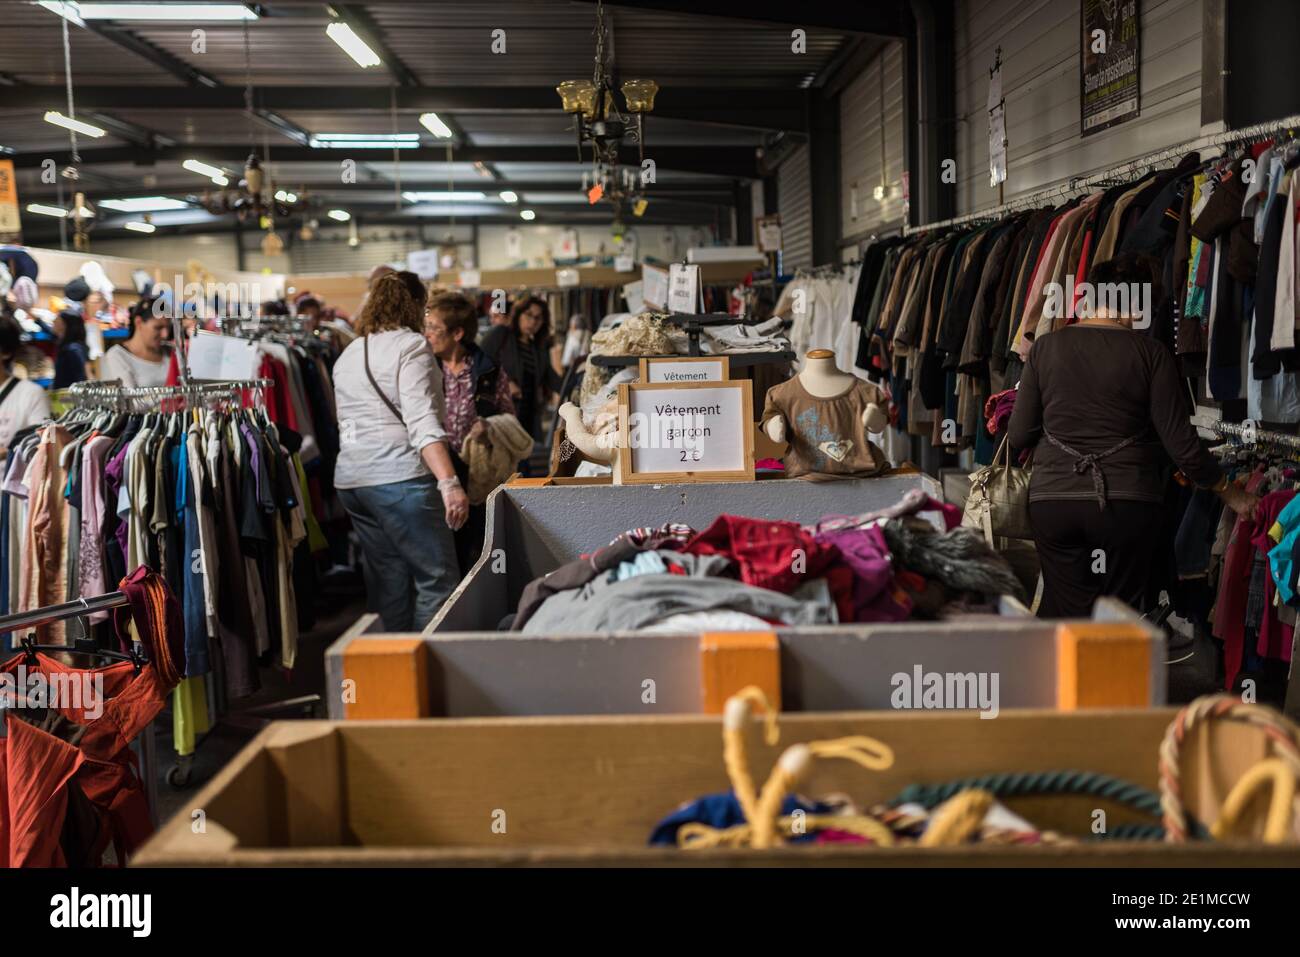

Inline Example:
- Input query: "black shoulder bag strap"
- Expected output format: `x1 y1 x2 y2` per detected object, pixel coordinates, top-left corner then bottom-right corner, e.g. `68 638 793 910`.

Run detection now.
363 335 405 424
0 376 21 412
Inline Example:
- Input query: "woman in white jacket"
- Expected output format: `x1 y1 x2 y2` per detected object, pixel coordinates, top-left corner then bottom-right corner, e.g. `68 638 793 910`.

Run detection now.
332 274 469 631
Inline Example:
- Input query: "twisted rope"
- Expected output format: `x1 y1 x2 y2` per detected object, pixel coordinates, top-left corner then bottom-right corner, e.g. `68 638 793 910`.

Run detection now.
1159 695 1300 842
892 770 1164 816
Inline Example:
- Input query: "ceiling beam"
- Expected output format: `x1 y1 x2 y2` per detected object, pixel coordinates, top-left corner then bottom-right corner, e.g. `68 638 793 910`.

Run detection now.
570 0 907 36
328 3 420 88
7 86 807 134
80 22 221 88
14 144 761 179
21 181 740 201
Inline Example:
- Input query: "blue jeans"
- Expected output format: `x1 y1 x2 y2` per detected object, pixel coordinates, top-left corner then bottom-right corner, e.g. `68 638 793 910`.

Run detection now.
339 476 461 632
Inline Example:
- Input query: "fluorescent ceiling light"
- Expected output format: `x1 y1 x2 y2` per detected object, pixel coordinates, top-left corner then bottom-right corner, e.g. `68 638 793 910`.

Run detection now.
37 1 84 26
75 3 258 20
519 209 536 221
401 191 486 202
312 133 419 143
418 113 453 139
27 203 69 218
274 190 299 203
124 221 156 233
326 21 381 68
99 196 188 212
327 209 351 222
182 158 229 185
44 111 106 138
498 190 519 204
308 134 419 150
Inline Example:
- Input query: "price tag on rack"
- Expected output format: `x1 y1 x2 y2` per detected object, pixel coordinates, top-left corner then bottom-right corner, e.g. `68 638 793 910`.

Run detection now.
667 263 702 314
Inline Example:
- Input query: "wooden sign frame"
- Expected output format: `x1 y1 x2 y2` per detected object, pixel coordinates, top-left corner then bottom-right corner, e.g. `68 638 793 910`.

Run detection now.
615 380 755 485
637 355 731 384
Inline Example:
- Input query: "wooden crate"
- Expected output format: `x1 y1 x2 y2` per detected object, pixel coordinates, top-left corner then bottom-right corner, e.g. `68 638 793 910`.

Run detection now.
133 709 1300 866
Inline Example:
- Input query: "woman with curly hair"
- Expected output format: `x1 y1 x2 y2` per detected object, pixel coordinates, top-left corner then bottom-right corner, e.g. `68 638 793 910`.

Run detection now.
332 273 469 631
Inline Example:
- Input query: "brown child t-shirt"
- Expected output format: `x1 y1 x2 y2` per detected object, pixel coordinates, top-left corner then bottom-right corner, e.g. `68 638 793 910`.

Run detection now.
761 376 889 481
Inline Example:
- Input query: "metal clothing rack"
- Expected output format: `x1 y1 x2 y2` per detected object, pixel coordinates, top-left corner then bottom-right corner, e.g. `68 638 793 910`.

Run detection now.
65 378 273 413
904 113 1300 236
1191 413 1300 452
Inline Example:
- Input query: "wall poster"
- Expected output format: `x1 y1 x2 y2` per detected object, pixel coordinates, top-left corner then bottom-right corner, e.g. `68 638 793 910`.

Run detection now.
1081 0 1140 137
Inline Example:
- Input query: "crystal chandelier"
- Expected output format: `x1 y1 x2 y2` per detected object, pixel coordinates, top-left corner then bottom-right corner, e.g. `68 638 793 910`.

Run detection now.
556 0 658 208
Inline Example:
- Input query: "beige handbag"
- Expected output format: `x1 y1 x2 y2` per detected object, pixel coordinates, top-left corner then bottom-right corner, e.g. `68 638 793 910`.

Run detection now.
962 437 1033 544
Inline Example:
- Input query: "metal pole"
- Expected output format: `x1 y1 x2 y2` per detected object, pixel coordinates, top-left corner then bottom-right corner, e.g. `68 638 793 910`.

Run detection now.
904 113 1300 235
0 592 129 635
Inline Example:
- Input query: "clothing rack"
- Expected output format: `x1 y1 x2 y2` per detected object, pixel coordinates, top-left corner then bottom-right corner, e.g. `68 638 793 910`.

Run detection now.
1192 415 1300 453
0 592 128 634
65 378 273 412
903 113 1300 236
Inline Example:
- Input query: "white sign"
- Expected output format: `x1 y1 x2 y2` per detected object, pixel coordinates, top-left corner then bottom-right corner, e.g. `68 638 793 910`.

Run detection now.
556 267 580 288
619 382 753 480
458 269 482 288
988 54 1007 188
757 216 783 253
187 330 260 381
667 263 701 314
642 358 727 384
614 254 635 273
642 265 669 310
504 229 523 260
554 228 579 260
407 249 440 280
622 279 645 313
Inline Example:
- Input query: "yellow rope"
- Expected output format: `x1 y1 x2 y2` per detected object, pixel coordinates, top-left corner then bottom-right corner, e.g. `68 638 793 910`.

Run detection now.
721 686 779 828
808 735 896 771
1211 758 1299 844
919 789 995 847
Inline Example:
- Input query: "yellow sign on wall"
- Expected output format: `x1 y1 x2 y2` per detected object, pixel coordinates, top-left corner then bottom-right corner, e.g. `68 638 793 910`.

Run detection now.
0 159 19 242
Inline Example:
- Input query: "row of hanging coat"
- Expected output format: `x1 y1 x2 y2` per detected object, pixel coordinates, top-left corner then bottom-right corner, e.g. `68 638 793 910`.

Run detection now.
0 380 322 742
844 125 1300 465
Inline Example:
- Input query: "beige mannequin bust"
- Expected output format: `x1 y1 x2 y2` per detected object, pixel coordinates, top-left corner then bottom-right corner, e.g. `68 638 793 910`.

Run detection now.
765 349 888 442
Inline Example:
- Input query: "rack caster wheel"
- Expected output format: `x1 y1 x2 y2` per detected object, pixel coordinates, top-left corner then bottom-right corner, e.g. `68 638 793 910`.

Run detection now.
167 758 194 789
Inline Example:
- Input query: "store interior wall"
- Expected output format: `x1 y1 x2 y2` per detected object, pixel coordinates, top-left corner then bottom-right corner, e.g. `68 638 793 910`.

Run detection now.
86 223 714 280
953 0 1206 215
777 144 814 272
840 40 907 250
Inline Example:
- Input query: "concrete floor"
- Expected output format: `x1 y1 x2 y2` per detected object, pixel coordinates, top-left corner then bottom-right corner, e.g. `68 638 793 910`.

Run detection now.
151 589 365 826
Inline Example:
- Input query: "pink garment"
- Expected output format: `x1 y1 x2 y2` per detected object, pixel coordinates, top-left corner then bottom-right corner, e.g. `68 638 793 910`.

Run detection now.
984 388 1017 437
78 435 115 621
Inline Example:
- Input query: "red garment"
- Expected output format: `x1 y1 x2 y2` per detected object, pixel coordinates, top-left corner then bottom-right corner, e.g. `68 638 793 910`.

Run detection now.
258 355 299 430
683 515 839 594
1251 489 1297 662
1214 471 1270 687
0 568 182 867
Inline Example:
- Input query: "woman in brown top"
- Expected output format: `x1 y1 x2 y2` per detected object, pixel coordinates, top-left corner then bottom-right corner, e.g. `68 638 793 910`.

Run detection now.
1007 254 1257 618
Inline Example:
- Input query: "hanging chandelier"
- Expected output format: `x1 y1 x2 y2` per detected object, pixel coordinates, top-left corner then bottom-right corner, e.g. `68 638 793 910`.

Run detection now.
196 155 312 221
556 0 658 209
197 18 310 227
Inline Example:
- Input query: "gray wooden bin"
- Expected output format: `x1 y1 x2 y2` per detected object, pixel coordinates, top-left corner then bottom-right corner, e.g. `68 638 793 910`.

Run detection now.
325 475 1167 719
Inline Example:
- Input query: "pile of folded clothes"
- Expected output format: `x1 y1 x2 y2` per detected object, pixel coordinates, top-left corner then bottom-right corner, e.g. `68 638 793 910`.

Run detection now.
505 489 1025 634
